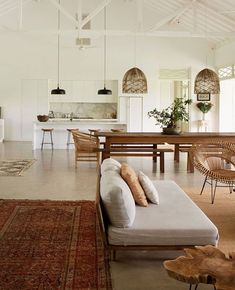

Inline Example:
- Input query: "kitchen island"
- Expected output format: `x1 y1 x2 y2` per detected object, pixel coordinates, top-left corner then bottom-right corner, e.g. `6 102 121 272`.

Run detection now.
33 119 127 149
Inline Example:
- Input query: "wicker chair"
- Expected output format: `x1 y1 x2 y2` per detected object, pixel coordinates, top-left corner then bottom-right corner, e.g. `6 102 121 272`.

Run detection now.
72 131 100 168
191 141 235 204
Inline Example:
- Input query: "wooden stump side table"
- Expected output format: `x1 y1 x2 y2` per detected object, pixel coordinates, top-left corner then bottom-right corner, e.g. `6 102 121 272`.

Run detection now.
163 245 235 290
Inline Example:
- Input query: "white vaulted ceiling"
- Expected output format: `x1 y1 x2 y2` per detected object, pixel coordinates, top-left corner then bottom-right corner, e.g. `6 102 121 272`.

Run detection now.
0 0 235 48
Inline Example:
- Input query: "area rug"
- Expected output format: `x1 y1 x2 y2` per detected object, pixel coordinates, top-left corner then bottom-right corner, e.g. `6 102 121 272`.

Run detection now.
0 159 35 176
0 200 112 290
185 185 235 254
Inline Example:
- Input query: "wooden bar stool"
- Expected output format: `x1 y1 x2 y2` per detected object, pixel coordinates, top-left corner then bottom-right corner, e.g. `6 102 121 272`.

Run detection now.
41 128 54 150
67 128 79 149
88 129 100 136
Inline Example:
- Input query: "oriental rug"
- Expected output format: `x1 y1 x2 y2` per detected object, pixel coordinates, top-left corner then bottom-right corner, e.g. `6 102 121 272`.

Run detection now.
0 199 112 290
0 159 35 176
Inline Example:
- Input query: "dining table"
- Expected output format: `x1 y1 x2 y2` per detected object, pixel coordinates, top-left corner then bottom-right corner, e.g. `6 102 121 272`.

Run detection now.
94 131 235 161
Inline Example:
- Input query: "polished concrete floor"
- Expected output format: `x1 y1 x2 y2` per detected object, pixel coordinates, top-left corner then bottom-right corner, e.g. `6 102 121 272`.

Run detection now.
0 141 216 290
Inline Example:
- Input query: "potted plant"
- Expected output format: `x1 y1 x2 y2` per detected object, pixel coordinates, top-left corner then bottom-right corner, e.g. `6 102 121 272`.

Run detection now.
148 98 192 134
196 102 213 120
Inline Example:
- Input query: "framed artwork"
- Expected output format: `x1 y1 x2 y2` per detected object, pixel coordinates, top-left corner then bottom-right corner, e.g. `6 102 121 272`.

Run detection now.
197 93 210 101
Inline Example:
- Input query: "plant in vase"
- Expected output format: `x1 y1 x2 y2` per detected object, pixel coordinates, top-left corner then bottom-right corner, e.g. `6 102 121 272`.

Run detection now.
196 102 213 120
148 98 192 134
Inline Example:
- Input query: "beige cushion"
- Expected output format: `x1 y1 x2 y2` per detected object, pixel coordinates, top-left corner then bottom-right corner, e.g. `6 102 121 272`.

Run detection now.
101 158 121 175
107 180 219 246
120 163 148 207
138 171 159 204
100 170 136 228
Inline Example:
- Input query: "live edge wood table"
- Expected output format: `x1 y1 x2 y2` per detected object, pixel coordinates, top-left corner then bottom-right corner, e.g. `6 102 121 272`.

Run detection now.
163 245 235 290
94 131 235 164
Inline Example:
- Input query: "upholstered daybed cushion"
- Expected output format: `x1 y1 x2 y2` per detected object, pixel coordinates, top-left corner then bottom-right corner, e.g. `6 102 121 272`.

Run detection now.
107 180 219 246
100 158 121 174
100 170 136 228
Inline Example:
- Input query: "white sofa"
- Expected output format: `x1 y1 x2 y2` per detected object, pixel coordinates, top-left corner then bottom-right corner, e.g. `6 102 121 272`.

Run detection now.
97 158 219 256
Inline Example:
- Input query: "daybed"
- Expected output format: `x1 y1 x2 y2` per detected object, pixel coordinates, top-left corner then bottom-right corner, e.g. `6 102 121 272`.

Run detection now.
96 158 219 258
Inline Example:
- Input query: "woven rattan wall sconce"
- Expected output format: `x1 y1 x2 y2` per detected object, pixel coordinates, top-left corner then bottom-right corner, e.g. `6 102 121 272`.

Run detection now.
122 67 148 94
194 68 220 94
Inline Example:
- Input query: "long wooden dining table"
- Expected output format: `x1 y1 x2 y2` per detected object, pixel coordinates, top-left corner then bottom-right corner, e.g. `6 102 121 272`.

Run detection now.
94 131 235 161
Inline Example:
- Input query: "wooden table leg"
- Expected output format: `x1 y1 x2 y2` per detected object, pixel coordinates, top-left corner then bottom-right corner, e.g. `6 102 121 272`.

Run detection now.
103 139 111 160
160 152 164 173
174 144 180 162
188 151 194 173
153 144 157 163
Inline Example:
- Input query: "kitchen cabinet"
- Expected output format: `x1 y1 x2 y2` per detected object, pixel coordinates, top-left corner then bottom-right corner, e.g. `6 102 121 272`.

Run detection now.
0 119 4 142
21 79 49 141
119 96 143 132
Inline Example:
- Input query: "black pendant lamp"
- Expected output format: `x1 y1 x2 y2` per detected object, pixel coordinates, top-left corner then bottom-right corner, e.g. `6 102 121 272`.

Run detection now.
98 7 112 95
51 0 65 95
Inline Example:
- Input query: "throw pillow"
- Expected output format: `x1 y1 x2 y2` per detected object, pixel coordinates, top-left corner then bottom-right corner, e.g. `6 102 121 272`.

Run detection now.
120 163 148 207
138 171 160 204
100 158 121 175
100 170 136 228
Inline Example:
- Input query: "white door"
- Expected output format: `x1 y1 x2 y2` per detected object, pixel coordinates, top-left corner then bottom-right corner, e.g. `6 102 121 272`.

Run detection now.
127 97 143 132
219 79 235 132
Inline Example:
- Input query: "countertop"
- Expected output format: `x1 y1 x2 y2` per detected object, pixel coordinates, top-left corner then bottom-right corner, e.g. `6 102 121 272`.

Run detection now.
34 118 126 125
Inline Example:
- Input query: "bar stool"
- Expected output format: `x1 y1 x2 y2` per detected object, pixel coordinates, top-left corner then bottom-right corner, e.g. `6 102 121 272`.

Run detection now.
88 129 100 136
110 128 125 132
41 128 54 150
67 128 79 149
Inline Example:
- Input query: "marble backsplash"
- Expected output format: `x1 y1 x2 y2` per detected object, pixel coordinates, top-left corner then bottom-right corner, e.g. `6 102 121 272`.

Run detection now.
49 102 117 119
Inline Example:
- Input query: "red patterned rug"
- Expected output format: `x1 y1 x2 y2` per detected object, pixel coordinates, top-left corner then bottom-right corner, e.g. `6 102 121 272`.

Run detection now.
0 199 112 290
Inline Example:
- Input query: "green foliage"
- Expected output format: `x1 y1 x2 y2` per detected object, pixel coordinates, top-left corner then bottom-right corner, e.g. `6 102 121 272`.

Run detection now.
196 102 213 114
148 98 192 128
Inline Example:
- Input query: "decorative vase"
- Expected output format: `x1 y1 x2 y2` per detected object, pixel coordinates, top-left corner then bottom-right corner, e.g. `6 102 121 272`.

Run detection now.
162 127 181 135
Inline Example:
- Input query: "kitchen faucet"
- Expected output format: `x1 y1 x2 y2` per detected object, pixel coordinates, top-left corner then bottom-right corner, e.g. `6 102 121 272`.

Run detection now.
70 112 74 121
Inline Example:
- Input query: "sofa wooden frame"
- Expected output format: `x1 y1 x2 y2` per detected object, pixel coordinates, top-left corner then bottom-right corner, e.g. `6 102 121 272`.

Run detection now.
95 174 197 260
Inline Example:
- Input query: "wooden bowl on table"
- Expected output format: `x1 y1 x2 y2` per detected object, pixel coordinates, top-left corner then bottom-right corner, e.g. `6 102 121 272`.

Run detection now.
37 115 49 122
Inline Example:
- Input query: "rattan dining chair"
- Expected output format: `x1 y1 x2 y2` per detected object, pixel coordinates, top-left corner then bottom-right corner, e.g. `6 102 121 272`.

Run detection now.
191 141 235 204
72 131 100 168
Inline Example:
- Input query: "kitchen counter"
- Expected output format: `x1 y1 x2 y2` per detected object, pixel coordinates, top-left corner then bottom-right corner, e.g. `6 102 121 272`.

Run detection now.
33 119 127 149
40 118 120 124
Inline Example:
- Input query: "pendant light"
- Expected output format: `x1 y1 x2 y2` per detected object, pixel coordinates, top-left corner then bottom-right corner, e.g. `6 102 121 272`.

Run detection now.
98 7 112 95
122 66 147 94
122 24 147 94
194 68 220 94
51 0 65 95
194 3 220 95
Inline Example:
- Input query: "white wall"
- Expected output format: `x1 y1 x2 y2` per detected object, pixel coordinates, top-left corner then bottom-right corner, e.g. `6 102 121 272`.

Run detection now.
0 24 218 140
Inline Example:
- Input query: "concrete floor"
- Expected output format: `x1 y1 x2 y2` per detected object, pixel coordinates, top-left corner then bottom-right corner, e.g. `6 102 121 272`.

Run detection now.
0 141 215 290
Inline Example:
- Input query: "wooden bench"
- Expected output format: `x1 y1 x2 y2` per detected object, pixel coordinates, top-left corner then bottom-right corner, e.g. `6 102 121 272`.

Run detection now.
97 145 173 173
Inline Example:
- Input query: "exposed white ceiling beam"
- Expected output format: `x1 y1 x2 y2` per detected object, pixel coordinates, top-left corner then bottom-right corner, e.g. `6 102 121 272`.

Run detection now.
198 1 235 28
81 0 112 28
220 10 235 14
147 0 197 32
0 0 31 17
4 28 235 39
48 0 78 26
76 0 82 25
169 0 197 25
